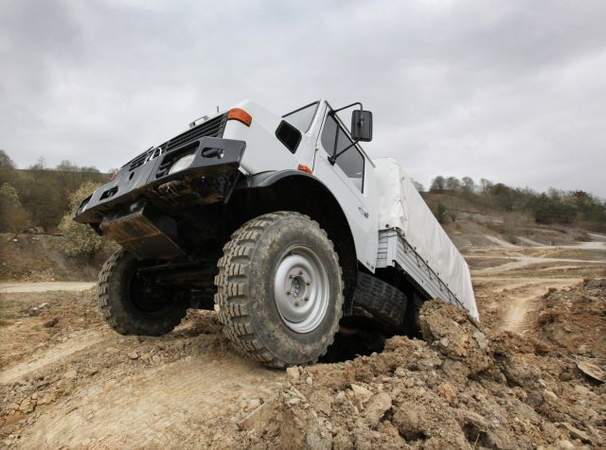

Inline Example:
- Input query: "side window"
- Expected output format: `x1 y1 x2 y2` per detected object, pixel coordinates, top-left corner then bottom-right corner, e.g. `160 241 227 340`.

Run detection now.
321 114 338 153
275 120 302 153
320 114 365 192
283 102 319 133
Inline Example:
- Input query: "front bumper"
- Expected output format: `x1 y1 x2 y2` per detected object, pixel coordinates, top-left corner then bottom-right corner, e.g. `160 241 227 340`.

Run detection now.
75 136 246 225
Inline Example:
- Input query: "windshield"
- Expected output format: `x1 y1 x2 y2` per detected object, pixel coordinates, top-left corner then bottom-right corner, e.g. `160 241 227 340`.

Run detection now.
282 101 319 133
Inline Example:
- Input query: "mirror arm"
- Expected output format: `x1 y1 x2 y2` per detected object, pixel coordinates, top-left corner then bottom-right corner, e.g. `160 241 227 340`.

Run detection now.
328 139 360 165
331 102 364 115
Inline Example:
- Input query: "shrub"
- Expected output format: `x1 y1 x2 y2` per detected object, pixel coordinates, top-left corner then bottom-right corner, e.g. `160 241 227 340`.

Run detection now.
435 202 449 224
0 182 30 232
59 182 105 258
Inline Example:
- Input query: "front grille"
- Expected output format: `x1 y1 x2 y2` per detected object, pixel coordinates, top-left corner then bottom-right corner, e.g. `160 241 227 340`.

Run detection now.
124 113 227 171
164 114 227 152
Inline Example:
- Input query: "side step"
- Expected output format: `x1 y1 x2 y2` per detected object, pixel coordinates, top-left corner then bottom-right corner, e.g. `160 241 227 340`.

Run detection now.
349 272 408 332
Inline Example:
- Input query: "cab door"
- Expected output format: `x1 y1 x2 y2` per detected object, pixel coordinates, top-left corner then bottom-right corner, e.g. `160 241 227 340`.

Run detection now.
311 104 378 271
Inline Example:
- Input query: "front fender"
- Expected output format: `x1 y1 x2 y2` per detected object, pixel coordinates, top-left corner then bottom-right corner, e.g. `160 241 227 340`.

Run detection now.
238 169 316 189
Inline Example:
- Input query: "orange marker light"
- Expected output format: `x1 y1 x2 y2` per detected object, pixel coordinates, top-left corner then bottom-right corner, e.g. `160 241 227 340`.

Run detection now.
227 108 252 127
297 164 313 174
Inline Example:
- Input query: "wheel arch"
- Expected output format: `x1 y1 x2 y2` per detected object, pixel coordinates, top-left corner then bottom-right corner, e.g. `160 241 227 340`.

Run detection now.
231 170 358 301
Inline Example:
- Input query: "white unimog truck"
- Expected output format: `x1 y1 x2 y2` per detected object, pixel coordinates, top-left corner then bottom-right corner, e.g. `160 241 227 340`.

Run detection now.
75 100 478 368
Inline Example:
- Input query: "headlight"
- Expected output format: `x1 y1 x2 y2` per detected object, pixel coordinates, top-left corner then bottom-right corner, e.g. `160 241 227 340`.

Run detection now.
168 153 196 175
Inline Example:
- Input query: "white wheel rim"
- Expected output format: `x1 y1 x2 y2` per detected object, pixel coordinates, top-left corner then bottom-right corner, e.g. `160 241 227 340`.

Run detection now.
273 245 330 334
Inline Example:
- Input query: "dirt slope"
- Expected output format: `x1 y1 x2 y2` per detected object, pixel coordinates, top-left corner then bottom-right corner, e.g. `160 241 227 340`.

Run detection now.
0 233 110 282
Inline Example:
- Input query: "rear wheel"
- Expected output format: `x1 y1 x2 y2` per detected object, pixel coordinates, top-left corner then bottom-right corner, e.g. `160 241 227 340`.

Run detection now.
98 249 188 336
214 211 344 368
349 272 408 333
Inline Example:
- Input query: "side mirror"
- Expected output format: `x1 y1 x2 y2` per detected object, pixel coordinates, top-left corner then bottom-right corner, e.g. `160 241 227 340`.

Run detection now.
351 110 373 142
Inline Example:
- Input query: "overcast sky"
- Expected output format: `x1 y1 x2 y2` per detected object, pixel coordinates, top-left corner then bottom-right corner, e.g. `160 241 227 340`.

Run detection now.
1 0 605 196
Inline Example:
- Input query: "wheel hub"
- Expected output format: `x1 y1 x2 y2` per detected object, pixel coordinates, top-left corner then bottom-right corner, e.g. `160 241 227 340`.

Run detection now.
273 245 329 334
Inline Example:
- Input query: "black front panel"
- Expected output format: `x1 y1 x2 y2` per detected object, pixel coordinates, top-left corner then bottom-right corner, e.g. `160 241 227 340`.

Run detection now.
123 113 227 172
75 137 246 224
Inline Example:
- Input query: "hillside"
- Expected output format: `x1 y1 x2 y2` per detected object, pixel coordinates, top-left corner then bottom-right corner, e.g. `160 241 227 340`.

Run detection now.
424 190 597 251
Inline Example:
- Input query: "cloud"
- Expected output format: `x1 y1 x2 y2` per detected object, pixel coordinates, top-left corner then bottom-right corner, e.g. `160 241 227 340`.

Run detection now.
1 0 605 196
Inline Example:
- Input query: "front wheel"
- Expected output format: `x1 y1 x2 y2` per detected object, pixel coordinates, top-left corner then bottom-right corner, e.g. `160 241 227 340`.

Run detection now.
214 211 344 368
98 250 188 336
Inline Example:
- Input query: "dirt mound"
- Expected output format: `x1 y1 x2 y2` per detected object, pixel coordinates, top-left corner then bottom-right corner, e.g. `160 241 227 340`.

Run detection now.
536 279 606 359
227 300 605 449
0 233 111 282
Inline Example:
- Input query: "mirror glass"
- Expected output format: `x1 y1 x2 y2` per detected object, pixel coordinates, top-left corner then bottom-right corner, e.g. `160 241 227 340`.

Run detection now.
351 110 373 142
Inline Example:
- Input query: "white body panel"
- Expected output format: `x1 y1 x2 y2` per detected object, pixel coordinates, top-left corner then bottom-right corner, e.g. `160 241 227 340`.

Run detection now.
223 100 302 173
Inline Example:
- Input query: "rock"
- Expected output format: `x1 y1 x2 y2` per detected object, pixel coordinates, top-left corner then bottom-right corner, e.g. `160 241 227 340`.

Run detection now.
128 351 139 360
459 410 489 431
541 421 560 442
560 423 592 444
279 399 331 450
350 384 372 406
309 391 333 416
286 366 300 382
364 392 391 427
473 331 488 350
286 397 301 407
392 401 425 440
437 382 457 403
334 391 346 404
238 399 276 431
248 399 261 410
305 419 332 450
305 376 313 386
332 429 353 450
556 440 575 450
19 398 35 413
501 356 541 389
576 358 605 383
543 390 558 402
37 392 56 406
573 385 591 396
42 317 59 328
63 369 78 380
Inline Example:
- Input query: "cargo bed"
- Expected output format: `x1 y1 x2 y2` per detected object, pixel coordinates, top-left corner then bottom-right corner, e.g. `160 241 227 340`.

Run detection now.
374 159 478 320
376 228 470 315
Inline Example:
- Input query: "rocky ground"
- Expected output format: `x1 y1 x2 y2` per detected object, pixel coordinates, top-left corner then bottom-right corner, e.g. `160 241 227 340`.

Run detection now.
0 237 605 449
238 281 605 450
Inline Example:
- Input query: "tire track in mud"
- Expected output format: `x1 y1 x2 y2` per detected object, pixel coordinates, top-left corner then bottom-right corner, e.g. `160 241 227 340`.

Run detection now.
1 296 285 449
19 347 283 449
0 282 96 294
496 279 580 333
0 328 106 384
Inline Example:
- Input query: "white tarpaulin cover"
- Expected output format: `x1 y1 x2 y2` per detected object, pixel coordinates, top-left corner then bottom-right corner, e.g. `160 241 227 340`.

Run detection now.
374 158 478 320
